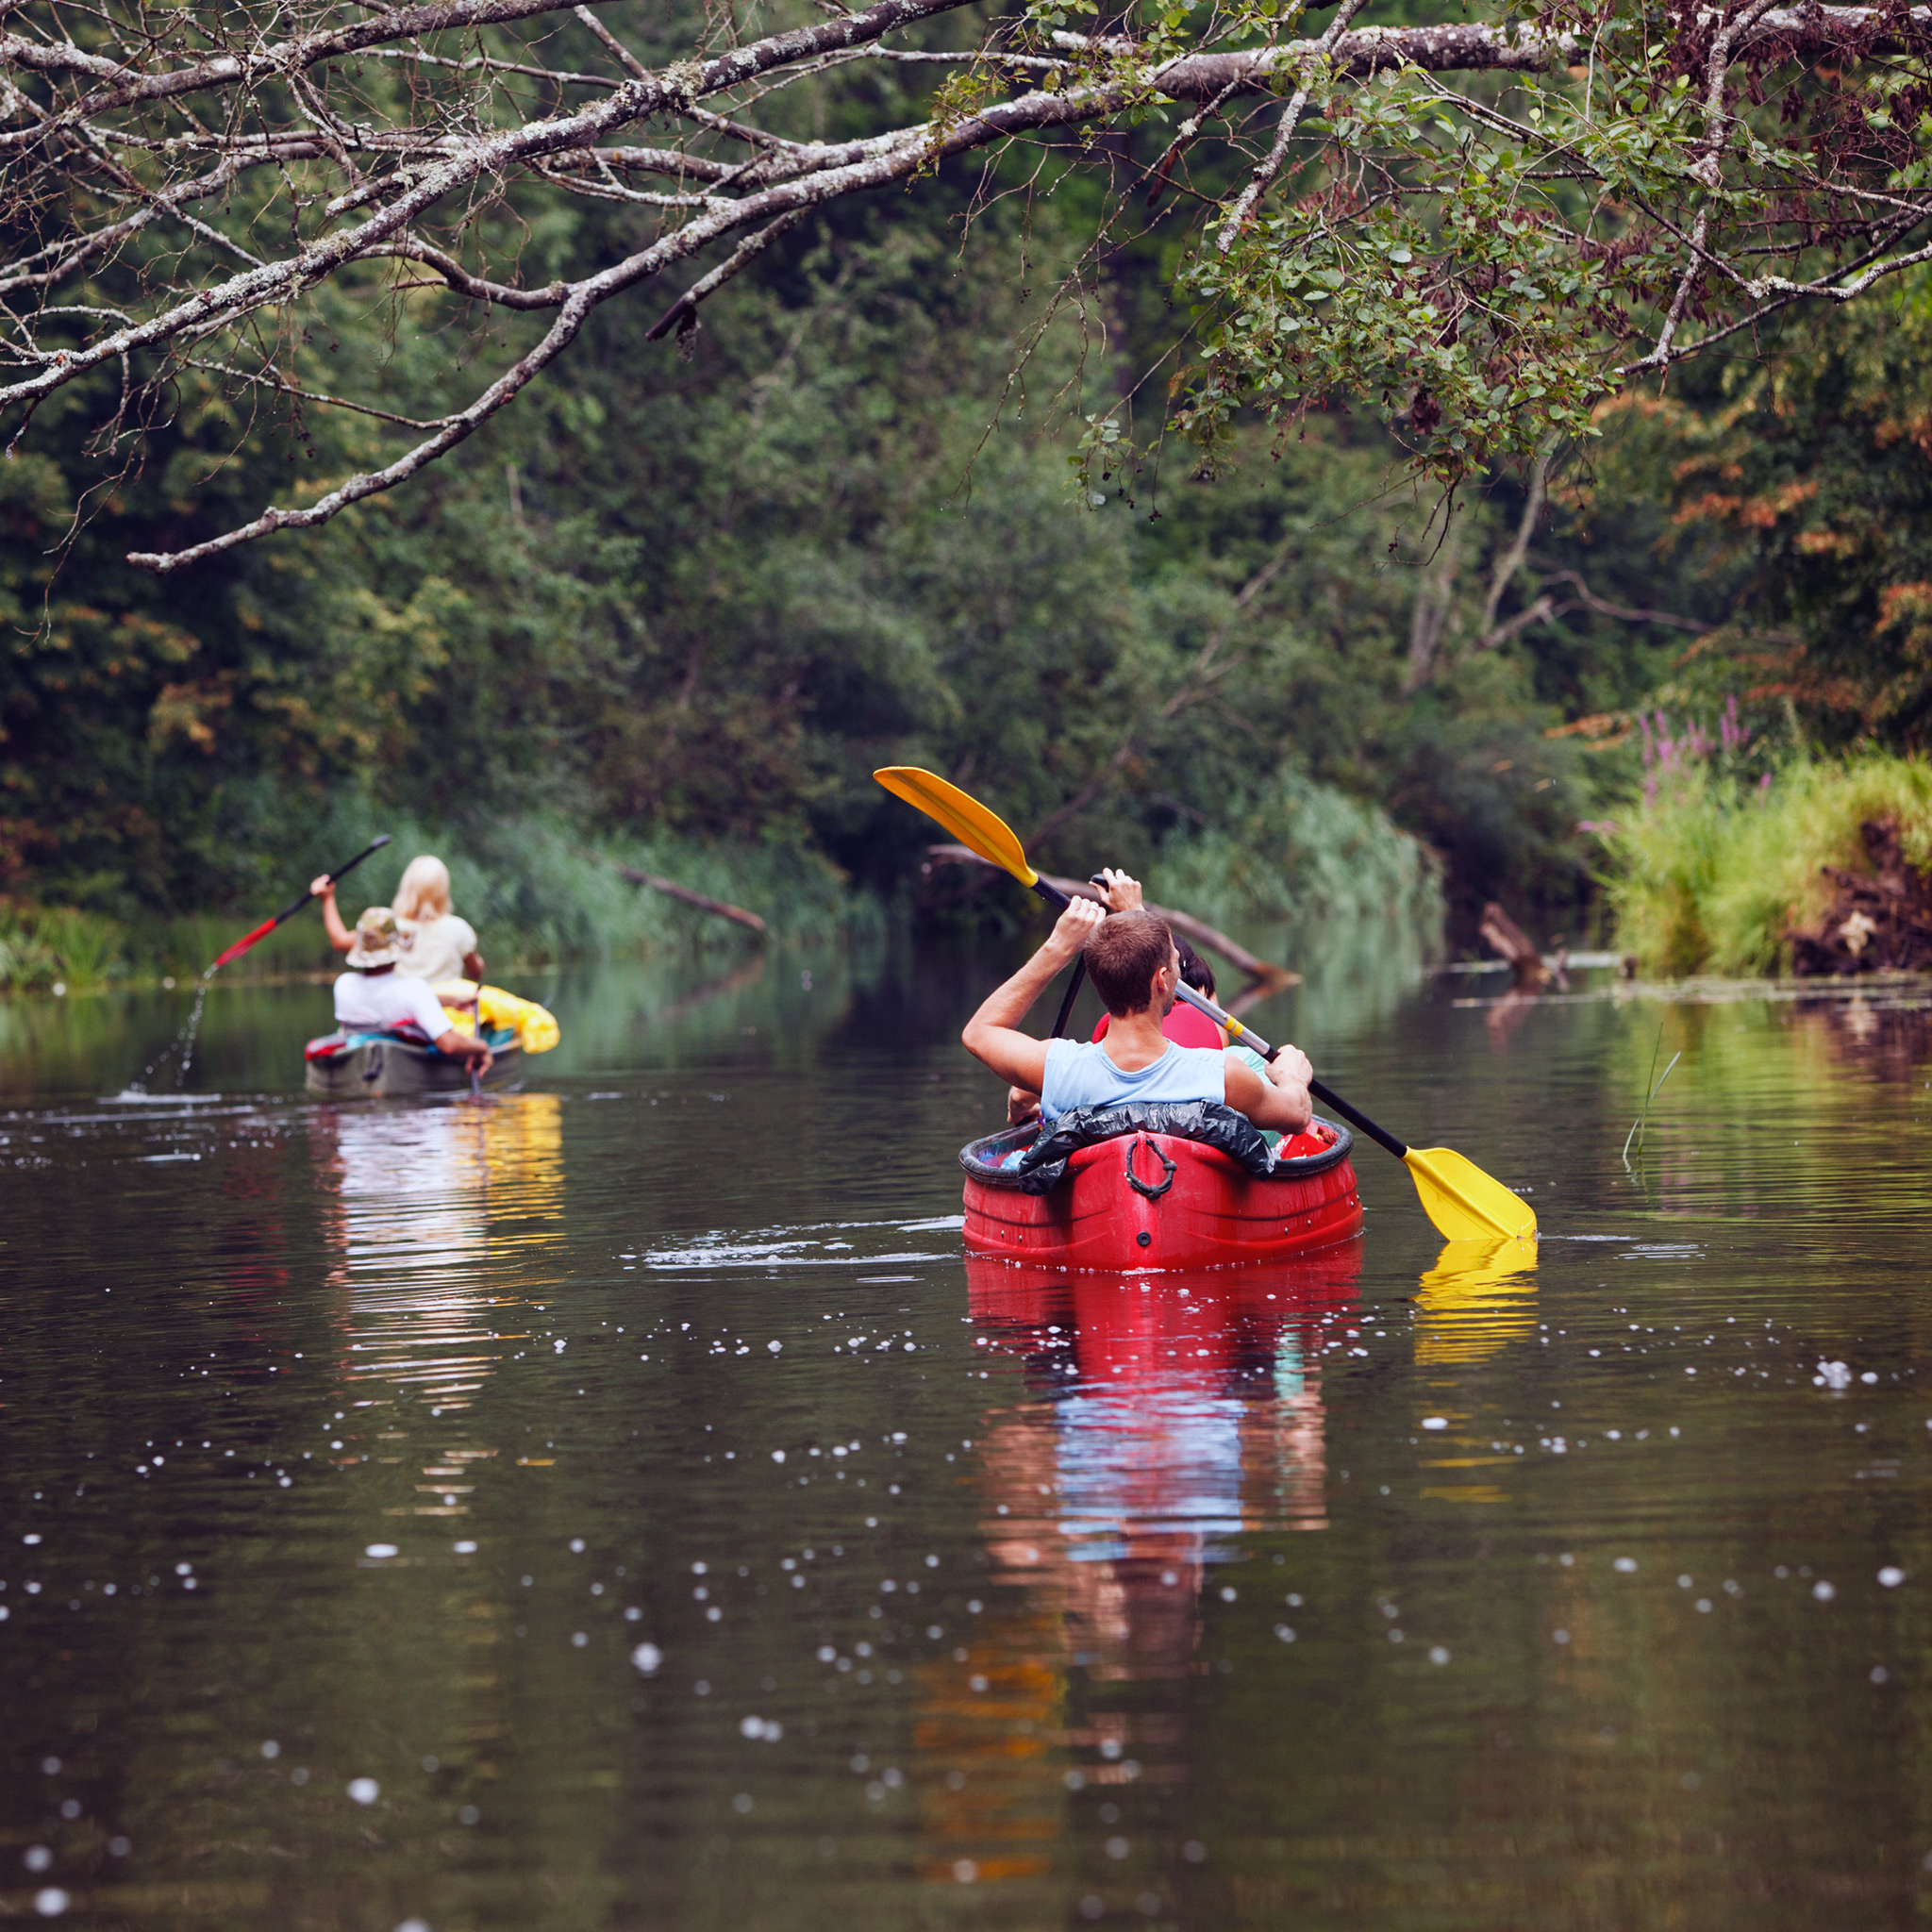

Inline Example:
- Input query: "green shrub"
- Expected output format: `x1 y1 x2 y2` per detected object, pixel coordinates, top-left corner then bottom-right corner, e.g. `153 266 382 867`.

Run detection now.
1604 750 1932 974
0 902 128 991
1 816 876 995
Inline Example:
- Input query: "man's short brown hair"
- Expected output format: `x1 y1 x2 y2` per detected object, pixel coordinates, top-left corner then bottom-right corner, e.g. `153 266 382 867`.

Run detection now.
1085 908 1174 1017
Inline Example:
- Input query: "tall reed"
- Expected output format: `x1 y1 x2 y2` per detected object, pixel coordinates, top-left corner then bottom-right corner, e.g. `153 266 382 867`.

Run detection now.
1603 735 1932 975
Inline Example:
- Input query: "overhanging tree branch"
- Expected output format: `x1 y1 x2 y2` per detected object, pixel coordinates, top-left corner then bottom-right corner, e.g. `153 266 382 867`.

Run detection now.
9 0 1932 569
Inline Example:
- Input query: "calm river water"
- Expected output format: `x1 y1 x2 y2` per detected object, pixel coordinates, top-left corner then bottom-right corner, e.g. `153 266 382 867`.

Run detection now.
3 931 1931 1931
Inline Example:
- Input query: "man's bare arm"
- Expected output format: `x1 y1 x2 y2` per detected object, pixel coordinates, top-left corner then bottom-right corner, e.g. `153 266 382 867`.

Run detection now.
434 1026 493 1072
961 899 1107 1091
1224 1047 1314 1135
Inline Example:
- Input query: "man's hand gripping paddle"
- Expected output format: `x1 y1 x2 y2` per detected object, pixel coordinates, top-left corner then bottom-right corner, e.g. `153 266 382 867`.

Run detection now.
208 835 394 972
874 766 1536 1244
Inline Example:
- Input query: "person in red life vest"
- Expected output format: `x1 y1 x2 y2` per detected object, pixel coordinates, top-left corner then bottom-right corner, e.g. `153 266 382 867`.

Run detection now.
1092 938 1223 1047
975 872 1311 1139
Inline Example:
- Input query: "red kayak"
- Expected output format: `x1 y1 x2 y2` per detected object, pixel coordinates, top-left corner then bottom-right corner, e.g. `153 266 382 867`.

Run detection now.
961 1118 1362 1272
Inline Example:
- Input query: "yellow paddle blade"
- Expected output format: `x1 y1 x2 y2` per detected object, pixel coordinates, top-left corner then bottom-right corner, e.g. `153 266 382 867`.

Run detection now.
1401 1145 1539 1242
874 767 1039 888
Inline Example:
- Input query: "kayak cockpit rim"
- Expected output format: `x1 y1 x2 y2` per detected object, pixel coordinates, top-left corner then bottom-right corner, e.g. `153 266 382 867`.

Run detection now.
960 1114 1357 1187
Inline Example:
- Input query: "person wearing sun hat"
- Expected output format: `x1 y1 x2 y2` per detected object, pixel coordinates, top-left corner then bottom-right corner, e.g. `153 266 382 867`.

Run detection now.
312 852 484 984
331 907 493 1074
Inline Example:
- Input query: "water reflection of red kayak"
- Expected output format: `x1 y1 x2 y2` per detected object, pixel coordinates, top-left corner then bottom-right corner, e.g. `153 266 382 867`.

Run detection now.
964 1245 1364 1396
959 1122 1363 1271
911 1249 1363 1882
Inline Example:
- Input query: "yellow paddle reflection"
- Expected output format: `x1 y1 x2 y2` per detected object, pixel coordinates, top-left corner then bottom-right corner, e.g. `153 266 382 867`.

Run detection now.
1414 1234 1540 1367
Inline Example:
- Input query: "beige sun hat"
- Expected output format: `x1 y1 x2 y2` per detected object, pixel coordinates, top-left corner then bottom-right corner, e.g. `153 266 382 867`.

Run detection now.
346 905 411 971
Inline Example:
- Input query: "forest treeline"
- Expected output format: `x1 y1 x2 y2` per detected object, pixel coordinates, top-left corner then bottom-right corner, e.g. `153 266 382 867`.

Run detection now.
8 6 1932 964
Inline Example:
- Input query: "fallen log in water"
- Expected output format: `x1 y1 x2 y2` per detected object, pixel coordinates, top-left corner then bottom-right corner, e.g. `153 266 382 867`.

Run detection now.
1478 901 1552 989
608 863 767 936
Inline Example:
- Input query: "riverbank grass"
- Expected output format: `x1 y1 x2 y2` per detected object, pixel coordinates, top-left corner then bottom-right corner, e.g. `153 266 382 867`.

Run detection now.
0 823 871 994
1606 754 1932 975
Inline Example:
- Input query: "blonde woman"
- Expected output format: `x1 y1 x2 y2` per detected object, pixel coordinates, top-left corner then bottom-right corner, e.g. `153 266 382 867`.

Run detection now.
314 853 485 983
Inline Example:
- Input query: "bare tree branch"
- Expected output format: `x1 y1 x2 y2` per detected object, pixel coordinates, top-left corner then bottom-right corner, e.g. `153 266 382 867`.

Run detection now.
1215 0 1371 251
10 0 1932 571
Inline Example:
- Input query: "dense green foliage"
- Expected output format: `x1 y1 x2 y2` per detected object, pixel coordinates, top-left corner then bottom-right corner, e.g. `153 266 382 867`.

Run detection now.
1591 288 1932 746
7 0 1930 974
0 211 1698 923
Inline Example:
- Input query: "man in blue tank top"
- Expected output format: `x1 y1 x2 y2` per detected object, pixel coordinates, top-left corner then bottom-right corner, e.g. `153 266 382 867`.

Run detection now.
961 888 1314 1135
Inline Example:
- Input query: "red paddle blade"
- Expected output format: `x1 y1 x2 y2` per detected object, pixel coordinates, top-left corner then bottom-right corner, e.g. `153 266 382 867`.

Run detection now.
209 917 278 972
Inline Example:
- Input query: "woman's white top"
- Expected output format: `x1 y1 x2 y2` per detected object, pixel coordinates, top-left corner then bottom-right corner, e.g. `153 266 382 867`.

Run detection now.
393 912 477 983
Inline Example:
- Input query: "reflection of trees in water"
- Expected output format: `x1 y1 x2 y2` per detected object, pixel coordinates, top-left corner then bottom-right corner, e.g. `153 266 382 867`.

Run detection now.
913 1255 1359 1891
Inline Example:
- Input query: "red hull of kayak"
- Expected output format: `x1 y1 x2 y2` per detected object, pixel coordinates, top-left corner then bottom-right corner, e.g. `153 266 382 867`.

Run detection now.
961 1124 1363 1273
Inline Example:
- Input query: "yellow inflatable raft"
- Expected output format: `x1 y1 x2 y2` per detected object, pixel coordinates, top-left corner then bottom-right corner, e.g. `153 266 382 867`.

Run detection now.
433 980 561 1055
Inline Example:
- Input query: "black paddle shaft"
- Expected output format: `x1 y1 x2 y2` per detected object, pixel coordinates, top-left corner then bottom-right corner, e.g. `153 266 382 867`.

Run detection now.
275 833 393 924
1045 874 1111 1039
1035 874 1413 1162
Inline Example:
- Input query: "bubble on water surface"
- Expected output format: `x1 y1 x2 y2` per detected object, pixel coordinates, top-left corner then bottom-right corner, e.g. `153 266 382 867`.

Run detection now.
365 1544 398 1560
1421 1417 1448 1431
24 1847 51 1872
32 1889 67 1917
453 1541 477 1555
630 1643 663 1674
1880 1567 1906 1587
346 1778 380 1805
260 1740 279 1759
952 1859 977 1883
1614 1557 1638 1573
1814 1581 1837 1602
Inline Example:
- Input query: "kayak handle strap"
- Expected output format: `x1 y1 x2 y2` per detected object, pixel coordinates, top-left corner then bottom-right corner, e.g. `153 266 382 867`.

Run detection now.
1124 1135 1177 1200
